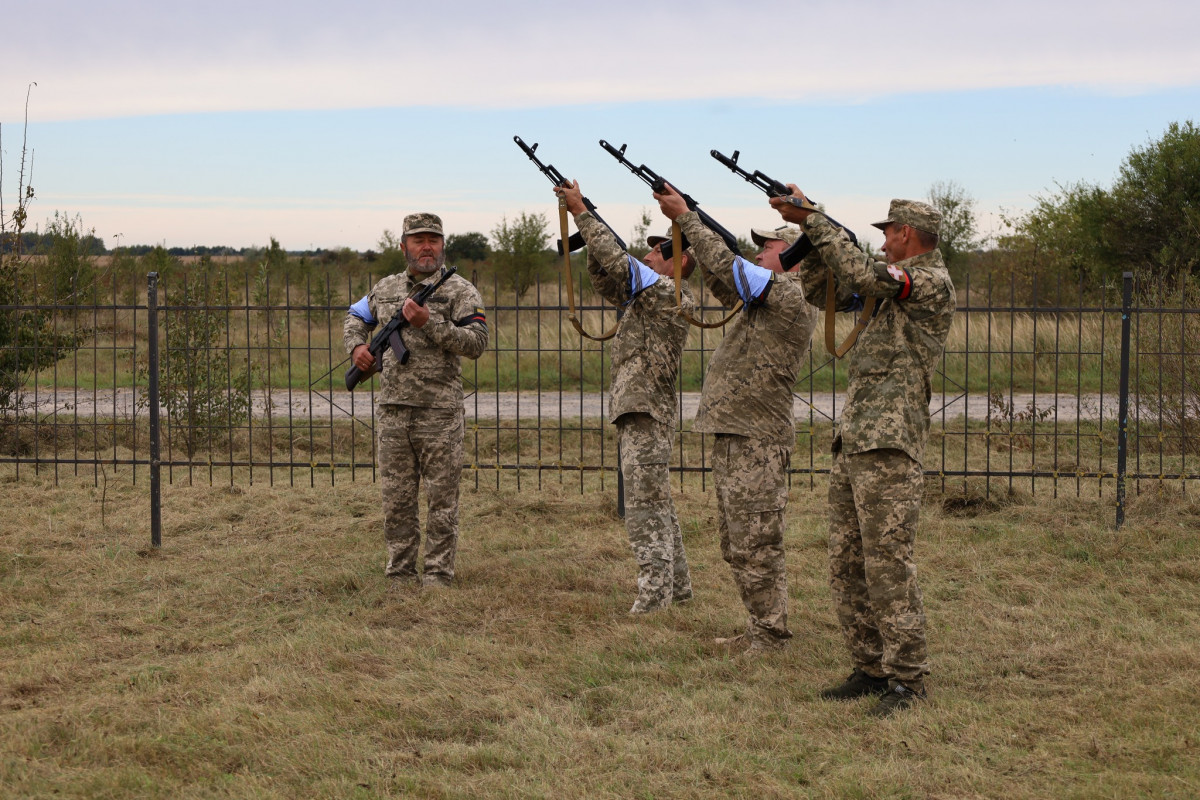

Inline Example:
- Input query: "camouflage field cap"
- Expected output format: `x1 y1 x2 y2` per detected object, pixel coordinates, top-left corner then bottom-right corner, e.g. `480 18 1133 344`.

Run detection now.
646 228 673 248
750 225 802 247
403 212 444 237
871 199 941 236
645 229 694 265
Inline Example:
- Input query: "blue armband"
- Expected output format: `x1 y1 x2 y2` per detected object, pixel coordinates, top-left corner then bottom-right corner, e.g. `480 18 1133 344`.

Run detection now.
627 255 661 302
348 295 376 325
733 256 773 304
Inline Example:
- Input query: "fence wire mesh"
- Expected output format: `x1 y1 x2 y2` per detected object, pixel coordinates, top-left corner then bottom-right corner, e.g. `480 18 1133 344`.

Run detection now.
2 268 1197 514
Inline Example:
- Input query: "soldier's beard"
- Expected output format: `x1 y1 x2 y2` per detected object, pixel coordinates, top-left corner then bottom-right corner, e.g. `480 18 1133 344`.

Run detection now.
406 251 445 274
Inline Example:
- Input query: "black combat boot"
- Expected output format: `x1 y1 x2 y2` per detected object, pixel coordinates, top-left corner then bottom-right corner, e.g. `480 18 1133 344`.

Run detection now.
819 669 890 700
866 682 927 717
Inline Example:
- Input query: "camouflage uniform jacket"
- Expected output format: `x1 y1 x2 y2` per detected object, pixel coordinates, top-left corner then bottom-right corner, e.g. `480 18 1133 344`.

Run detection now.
679 211 819 446
576 212 693 427
343 270 488 408
798 213 955 464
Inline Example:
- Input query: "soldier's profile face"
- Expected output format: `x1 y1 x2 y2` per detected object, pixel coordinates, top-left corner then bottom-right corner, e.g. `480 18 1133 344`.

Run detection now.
644 243 666 272
881 223 908 264
402 233 445 273
756 239 787 273
643 243 684 277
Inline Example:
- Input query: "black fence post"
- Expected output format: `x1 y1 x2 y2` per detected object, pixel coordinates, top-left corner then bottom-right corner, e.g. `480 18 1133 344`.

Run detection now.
1115 271 1133 529
616 442 625 518
615 306 625 519
147 272 162 548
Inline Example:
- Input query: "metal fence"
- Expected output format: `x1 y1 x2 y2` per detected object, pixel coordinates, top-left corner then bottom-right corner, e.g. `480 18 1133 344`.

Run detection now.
2 267 1197 537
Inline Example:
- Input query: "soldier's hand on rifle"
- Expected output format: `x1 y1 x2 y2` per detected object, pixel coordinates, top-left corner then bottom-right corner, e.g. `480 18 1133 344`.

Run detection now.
352 344 376 372
402 297 430 328
553 180 588 216
770 184 814 224
653 182 689 221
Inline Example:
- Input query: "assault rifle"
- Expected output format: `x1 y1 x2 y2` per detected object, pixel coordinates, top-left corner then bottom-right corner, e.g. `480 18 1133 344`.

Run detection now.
599 140 741 257
711 150 878 357
513 136 626 254
709 149 858 268
710 149 800 204
344 266 458 391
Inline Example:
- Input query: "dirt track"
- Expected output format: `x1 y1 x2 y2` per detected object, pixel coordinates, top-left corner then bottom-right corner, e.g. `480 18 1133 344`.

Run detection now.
27 388 1126 423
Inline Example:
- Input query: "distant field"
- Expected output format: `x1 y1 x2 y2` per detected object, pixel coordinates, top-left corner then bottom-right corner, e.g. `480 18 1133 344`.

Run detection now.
28 282 1134 397
1 469 1197 798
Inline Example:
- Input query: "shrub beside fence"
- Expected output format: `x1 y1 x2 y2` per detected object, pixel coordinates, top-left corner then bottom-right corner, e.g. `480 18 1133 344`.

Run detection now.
1 267 1196 538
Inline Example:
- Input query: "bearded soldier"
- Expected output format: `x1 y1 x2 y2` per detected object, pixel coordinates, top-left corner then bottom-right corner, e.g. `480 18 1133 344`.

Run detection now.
556 180 694 613
772 190 955 715
344 213 488 588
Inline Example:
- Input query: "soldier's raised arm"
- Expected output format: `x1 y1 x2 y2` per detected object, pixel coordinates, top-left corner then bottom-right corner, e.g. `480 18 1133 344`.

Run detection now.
653 183 742 308
556 180 629 306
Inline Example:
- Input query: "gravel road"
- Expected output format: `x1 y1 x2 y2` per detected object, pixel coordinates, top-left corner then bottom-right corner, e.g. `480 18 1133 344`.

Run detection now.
27 388 1125 423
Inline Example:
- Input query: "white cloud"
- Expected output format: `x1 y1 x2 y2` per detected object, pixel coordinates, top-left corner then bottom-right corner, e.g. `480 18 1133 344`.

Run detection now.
5 0 1199 122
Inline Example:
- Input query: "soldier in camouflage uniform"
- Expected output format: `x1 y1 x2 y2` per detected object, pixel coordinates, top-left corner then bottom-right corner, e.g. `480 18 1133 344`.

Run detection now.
555 180 694 613
772 192 955 715
343 213 488 588
653 184 820 652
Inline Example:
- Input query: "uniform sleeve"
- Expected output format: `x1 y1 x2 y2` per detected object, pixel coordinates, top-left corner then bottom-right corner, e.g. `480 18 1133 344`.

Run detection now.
900 267 955 321
677 211 741 308
576 211 630 305
796 247 865 313
343 289 376 355
422 279 489 360
802 213 905 301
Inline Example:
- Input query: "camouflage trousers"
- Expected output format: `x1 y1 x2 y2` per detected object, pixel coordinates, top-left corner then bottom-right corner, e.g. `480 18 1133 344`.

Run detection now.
828 447 929 686
376 404 464 584
712 434 792 645
617 413 691 611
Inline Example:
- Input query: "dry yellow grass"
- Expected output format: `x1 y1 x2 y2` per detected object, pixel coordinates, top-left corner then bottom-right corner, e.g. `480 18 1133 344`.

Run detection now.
2 467 1198 798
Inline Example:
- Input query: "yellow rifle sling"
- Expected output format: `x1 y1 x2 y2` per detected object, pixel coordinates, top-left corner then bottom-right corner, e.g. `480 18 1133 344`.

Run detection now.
672 220 741 329
824 266 877 358
559 197 618 342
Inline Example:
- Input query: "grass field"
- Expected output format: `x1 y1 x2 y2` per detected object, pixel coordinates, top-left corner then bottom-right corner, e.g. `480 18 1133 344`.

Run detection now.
2 467 1198 798
22 267 1174 397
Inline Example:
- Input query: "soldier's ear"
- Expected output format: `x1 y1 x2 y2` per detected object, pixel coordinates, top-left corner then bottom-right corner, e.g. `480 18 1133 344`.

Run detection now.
681 253 696 278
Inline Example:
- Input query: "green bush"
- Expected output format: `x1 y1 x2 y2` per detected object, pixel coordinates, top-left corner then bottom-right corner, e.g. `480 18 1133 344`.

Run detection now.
39 211 102 304
146 260 252 458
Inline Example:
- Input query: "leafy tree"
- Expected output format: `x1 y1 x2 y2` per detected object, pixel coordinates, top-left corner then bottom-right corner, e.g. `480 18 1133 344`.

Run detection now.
1001 182 1121 286
491 212 552 296
1002 120 1200 283
628 209 654 258
1109 120 1200 279
140 244 177 279
446 232 489 263
0 263 81 418
377 229 407 275
150 261 251 458
926 180 980 273
262 236 289 272
110 245 140 304
245 236 292 310
40 211 101 303
0 89 82 425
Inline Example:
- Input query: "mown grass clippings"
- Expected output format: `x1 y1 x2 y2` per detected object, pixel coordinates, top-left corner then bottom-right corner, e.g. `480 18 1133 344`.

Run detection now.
1 469 1198 798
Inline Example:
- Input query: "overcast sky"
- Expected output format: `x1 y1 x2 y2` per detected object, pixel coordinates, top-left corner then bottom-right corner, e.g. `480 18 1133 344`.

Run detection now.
3 0 1198 251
